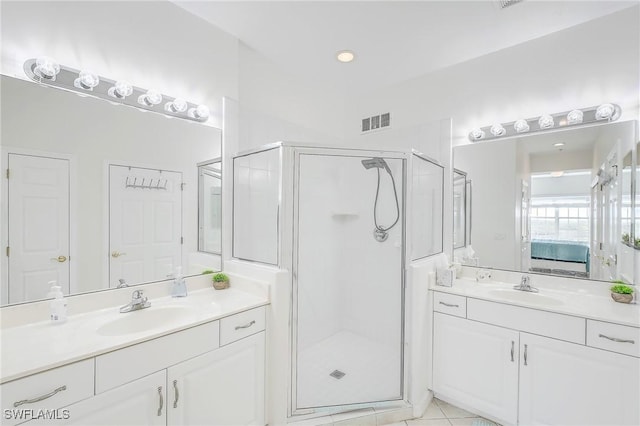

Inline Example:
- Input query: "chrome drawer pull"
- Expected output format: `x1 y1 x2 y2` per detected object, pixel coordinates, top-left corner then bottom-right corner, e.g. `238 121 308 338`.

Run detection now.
157 386 163 416
14 385 67 407
599 334 635 344
173 380 179 408
235 320 256 330
510 341 515 362
523 344 528 366
439 301 459 308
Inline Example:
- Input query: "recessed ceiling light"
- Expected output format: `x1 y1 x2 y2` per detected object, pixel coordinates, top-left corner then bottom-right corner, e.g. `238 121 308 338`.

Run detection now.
336 50 355 63
553 142 565 147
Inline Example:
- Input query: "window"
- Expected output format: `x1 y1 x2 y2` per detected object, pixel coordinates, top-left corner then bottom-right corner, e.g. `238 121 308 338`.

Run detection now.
530 196 590 242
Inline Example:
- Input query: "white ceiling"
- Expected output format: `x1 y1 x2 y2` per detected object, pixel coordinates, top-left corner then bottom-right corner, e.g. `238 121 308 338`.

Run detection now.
173 0 637 95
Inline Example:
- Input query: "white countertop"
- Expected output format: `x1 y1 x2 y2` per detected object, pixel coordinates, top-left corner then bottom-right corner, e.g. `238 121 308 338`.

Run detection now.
431 277 640 328
0 287 268 384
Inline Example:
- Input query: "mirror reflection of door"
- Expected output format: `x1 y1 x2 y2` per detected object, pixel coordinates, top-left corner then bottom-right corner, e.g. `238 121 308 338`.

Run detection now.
6 153 70 304
109 165 182 288
198 160 222 254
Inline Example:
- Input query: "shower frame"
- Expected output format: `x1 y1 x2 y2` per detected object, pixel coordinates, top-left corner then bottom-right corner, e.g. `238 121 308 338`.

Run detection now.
230 142 445 421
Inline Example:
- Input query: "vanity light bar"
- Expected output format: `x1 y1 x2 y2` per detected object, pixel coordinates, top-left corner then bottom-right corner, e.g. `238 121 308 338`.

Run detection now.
468 103 622 142
23 57 209 123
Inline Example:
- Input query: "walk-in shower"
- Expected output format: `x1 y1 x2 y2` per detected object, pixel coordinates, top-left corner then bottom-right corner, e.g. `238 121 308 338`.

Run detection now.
232 143 445 422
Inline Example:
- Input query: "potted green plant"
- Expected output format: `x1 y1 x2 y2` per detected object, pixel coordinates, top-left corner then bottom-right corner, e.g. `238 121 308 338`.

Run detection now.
212 272 230 290
622 233 630 244
610 281 634 304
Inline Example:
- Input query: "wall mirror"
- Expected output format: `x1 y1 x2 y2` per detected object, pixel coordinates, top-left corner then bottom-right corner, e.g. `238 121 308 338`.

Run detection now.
454 120 637 284
0 76 222 306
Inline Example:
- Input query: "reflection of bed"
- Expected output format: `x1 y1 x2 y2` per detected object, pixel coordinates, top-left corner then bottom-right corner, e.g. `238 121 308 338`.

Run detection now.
530 240 590 277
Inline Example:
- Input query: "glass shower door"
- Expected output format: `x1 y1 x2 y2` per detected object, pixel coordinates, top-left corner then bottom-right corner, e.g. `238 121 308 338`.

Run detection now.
292 151 404 413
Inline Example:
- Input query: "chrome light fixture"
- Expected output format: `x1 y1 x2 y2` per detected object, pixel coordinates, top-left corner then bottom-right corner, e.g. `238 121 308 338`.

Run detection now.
33 56 60 80
469 103 622 142
108 81 133 99
23 57 211 123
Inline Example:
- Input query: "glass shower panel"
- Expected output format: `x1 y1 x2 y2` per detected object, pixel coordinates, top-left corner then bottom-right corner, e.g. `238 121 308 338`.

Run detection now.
453 169 467 250
411 155 444 260
233 148 280 264
294 153 404 411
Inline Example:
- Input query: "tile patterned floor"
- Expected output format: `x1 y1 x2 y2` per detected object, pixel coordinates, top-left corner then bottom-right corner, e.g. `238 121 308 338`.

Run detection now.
383 398 499 426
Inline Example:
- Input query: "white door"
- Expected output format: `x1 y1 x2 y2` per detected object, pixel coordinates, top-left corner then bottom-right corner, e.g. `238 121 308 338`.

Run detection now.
32 371 167 426
433 313 519 425
167 332 265 426
519 333 640 426
7 154 70 303
109 165 182 287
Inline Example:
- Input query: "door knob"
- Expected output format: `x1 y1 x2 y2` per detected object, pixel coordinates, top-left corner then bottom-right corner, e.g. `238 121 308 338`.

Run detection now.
111 251 127 258
50 256 67 263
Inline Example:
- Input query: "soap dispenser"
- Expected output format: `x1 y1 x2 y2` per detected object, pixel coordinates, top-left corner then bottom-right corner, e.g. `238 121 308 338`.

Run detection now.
171 266 188 297
48 281 67 324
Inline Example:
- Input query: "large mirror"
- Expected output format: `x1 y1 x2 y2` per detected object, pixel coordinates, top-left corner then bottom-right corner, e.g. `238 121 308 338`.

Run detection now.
0 76 222 305
454 120 637 284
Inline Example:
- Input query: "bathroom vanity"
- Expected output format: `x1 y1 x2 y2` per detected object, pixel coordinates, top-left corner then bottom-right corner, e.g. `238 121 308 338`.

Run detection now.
0 280 268 426
430 271 640 426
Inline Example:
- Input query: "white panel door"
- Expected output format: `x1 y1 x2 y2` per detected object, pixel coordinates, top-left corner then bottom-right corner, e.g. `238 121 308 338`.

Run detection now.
167 332 265 426
519 332 640 426
31 371 167 426
109 165 182 287
433 313 519 425
7 154 70 303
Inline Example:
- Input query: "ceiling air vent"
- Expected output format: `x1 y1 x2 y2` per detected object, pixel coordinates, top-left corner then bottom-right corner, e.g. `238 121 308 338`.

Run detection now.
498 0 524 9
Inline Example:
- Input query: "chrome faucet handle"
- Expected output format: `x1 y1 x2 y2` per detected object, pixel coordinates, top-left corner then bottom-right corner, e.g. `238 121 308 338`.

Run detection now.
476 269 492 282
132 290 144 300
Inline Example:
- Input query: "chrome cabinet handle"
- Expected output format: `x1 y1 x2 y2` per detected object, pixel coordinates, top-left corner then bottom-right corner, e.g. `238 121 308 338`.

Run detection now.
439 301 459 308
13 385 67 407
157 386 163 416
510 341 515 362
173 380 179 408
523 344 528 366
599 334 635 344
235 320 256 330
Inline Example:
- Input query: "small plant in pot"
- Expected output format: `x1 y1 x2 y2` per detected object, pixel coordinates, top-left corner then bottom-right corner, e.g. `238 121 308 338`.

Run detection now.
610 281 634 304
212 272 230 290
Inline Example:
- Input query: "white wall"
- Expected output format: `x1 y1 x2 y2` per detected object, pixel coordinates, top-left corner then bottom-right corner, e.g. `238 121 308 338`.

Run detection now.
346 7 640 147
530 149 593 173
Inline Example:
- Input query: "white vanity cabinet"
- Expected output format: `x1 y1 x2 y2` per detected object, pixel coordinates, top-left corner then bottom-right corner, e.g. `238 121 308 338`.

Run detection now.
433 313 519 425
519 332 640 426
168 332 265 426
431 291 640 426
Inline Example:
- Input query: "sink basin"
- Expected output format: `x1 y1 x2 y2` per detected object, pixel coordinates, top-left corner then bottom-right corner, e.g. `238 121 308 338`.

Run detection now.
97 306 197 336
487 289 564 307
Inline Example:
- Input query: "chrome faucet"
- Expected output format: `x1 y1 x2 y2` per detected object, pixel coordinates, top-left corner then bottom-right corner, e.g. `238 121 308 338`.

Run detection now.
514 275 538 293
120 290 151 313
117 278 128 288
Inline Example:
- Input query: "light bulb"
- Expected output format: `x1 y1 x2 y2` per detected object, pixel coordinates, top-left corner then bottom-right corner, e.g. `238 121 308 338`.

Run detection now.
74 71 100 90
490 123 506 136
138 89 162 106
538 114 554 129
595 103 615 120
165 98 188 113
34 56 60 80
189 104 210 120
336 50 355 63
513 119 530 133
469 128 485 141
108 81 133 99
566 109 583 125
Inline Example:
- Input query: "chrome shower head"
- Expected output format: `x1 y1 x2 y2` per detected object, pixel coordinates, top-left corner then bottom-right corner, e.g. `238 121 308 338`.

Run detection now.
361 157 389 171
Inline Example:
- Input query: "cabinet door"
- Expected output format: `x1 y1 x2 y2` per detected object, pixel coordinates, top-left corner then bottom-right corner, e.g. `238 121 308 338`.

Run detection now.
29 371 166 426
168 331 265 426
433 313 519 424
519 333 640 426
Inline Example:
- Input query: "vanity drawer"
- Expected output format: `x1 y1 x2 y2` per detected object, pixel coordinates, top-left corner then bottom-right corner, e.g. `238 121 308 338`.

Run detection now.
433 292 467 318
220 306 266 346
467 298 585 344
95 320 219 393
0 359 94 426
587 320 640 358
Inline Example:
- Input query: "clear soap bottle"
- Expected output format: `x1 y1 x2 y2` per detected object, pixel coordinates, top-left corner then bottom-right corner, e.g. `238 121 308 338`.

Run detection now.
171 266 188 297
